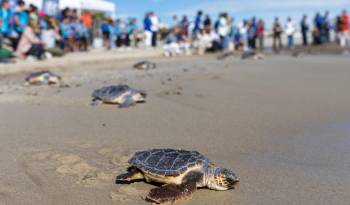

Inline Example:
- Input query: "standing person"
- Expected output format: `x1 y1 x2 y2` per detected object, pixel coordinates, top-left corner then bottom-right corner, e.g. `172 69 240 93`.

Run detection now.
335 15 342 44
239 21 249 51
285 17 296 49
217 13 230 50
339 10 349 48
247 18 257 49
128 18 139 48
101 19 110 49
143 12 152 47
323 11 331 43
301 15 309 46
81 11 93 44
203 14 211 33
172 15 178 28
150 12 159 48
14 1 28 44
180 15 189 37
0 1 11 40
193 10 203 38
313 12 322 45
256 19 265 51
272 17 283 53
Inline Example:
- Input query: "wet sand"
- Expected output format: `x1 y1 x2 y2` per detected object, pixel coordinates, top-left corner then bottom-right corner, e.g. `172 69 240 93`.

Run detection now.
0 54 350 205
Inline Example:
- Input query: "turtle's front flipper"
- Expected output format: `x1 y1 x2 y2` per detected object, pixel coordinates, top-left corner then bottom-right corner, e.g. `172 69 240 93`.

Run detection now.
119 96 137 108
91 98 102 106
116 167 144 183
146 182 197 204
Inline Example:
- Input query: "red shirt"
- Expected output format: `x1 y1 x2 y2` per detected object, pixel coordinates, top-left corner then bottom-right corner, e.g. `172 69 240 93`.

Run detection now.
81 12 93 29
341 14 349 32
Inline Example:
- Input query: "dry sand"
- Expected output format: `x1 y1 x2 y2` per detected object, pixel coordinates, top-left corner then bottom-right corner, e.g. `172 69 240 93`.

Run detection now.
0 53 350 205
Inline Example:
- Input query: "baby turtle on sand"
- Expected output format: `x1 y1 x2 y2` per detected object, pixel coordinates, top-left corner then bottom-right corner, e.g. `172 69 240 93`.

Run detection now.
241 51 265 60
116 149 239 204
217 51 234 60
25 70 61 85
91 84 147 108
133 61 157 70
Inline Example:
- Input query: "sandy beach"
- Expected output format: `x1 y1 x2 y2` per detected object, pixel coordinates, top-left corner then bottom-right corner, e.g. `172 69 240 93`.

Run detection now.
0 52 350 205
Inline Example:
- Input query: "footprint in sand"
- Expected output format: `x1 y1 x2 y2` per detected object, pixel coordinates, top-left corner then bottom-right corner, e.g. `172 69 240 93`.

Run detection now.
159 86 184 96
98 148 113 157
110 153 131 167
52 154 106 187
210 75 223 80
31 151 51 161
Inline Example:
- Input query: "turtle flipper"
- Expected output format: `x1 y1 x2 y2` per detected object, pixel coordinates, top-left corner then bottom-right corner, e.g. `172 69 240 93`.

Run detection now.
146 182 197 204
116 167 144 183
119 96 137 108
91 98 102 106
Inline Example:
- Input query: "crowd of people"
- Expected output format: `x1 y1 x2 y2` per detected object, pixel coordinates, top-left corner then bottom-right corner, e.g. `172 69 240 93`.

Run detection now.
0 0 94 61
161 9 350 56
0 0 349 62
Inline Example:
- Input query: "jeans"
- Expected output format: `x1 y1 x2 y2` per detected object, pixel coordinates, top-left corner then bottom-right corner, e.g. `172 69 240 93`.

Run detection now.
287 35 294 49
220 35 230 50
152 32 158 47
302 31 308 46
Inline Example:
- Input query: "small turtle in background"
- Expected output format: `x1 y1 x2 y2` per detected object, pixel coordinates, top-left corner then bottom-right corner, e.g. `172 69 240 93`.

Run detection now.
217 51 234 60
116 148 239 204
133 61 157 70
91 84 147 108
25 70 62 85
241 51 265 60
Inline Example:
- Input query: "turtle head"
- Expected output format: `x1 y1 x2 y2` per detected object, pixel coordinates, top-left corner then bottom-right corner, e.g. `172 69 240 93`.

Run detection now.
207 167 239 190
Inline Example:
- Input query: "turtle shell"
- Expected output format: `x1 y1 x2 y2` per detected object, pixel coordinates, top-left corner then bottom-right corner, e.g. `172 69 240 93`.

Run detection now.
129 149 211 177
92 85 130 100
133 61 156 70
26 70 61 84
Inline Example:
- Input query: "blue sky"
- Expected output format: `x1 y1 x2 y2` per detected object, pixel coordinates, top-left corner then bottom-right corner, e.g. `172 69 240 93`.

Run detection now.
112 0 350 26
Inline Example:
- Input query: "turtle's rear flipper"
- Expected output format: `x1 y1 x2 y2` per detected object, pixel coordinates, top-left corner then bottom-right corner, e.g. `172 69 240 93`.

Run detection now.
116 168 144 183
119 97 137 108
146 182 196 204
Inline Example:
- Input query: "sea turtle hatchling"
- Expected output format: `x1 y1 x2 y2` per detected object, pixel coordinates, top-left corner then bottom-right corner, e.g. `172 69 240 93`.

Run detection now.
91 84 147 108
25 70 62 85
241 51 265 60
116 149 239 204
133 61 157 70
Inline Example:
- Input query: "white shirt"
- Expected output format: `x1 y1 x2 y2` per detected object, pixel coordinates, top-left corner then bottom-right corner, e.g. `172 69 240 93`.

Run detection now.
150 15 159 32
41 29 61 49
218 17 230 36
285 21 295 36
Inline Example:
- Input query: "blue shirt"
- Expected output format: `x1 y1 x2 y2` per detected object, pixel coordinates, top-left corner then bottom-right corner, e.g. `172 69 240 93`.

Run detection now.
15 10 28 32
60 22 71 38
0 8 10 33
193 15 201 32
144 17 152 31
101 22 109 33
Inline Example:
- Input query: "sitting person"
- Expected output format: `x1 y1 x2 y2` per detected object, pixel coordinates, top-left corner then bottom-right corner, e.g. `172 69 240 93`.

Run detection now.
194 28 221 54
41 18 64 57
16 16 45 60
163 27 191 56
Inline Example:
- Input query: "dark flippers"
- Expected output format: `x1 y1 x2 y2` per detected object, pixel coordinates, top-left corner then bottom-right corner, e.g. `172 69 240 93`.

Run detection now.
90 99 102 106
116 167 144 183
146 182 197 204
